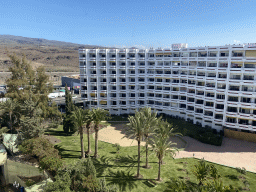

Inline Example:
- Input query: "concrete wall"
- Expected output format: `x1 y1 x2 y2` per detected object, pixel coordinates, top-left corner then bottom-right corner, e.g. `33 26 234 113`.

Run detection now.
224 128 256 143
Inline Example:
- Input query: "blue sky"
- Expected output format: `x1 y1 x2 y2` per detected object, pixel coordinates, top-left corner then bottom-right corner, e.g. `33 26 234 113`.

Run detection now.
1 0 256 48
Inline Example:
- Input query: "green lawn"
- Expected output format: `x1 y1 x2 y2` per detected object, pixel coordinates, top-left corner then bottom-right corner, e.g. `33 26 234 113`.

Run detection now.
45 125 256 191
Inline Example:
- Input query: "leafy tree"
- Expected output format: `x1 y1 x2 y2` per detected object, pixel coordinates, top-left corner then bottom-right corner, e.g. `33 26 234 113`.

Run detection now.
124 111 145 179
139 107 159 169
63 85 76 134
47 101 62 127
0 99 19 133
19 96 44 139
6 53 54 118
149 131 179 181
91 108 110 158
71 107 86 158
6 53 35 103
4 53 61 136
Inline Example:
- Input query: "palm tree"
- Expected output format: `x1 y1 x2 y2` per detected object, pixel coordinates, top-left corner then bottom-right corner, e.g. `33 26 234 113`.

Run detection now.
155 120 182 164
149 131 179 181
0 99 18 133
124 111 145 179
84 109 93 155
192 159 210 186
139 107 159 169
91 108 110 158
71 107 86 158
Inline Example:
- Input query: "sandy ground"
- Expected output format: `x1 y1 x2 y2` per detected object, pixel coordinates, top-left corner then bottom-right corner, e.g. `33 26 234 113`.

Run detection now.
94 124 256 173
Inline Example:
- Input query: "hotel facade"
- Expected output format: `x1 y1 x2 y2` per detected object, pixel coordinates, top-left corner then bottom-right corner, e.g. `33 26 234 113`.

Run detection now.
79 43 256 133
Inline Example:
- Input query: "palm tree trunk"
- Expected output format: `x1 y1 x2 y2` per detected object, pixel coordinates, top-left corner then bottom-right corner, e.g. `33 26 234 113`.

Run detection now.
94 124 99 158
86 125 91 154
137 140 141 178
145 138 149 167
80 126 85 158
158 158 161 181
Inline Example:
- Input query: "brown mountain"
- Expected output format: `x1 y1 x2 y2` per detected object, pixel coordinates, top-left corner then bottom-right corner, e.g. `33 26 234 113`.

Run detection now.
0 35 105 73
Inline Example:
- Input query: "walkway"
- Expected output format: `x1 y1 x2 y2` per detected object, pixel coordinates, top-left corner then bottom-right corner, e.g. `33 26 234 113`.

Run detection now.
95 124 256 173
174 136 256 173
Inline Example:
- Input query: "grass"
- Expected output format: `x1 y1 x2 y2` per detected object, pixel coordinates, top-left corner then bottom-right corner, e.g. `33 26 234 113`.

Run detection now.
45 125 256 191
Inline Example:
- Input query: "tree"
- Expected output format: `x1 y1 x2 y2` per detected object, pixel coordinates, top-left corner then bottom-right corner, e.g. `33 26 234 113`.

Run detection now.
5 53 61 135
20 96 44 139
124 111 145 179
149 132 179 181
0 99 19 133
71 107 86 158
193 159 210 186
63 85 76 134
91 108 110 158
84 109 93 154
139 107 159 169
155 120 183 164
6 53 54 118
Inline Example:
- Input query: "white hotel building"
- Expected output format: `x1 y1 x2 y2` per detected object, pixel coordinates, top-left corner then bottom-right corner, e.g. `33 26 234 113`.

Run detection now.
79 43 256 133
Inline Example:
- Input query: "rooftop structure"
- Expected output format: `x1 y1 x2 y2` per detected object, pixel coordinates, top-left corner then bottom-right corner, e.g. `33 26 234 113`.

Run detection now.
79 43 256 133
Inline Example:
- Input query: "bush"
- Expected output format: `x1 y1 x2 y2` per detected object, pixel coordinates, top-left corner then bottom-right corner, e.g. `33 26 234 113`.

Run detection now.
19 137 63 177
45 172 72 192
164 116 223 146
39 156 64 177
18 137 60 160
81 175 99 192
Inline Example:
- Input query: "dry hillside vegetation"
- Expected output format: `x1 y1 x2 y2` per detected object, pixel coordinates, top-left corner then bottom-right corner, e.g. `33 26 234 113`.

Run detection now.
0 35 105 72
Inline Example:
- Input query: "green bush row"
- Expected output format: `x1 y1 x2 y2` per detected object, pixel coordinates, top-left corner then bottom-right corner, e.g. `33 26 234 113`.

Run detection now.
164 116 223 146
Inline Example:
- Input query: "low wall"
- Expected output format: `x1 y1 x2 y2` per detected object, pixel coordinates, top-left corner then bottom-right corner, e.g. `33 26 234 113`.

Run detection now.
224 129 256 143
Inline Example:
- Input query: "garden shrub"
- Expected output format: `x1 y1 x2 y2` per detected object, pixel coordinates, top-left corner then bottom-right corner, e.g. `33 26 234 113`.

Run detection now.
80 175 99 192
19 137 60 160
19 137 63 177
44 172 72 192
39 156 64 177
164 116 223 146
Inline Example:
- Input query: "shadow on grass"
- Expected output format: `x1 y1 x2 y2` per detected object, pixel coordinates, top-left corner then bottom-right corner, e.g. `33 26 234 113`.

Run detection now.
91 155 139 177
60 153 81 159
106 169 138 191
164 178 197 192
143 180 156 188
92 155 114 177
225 174 239 181
54 145 81 159
45 129 70 137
